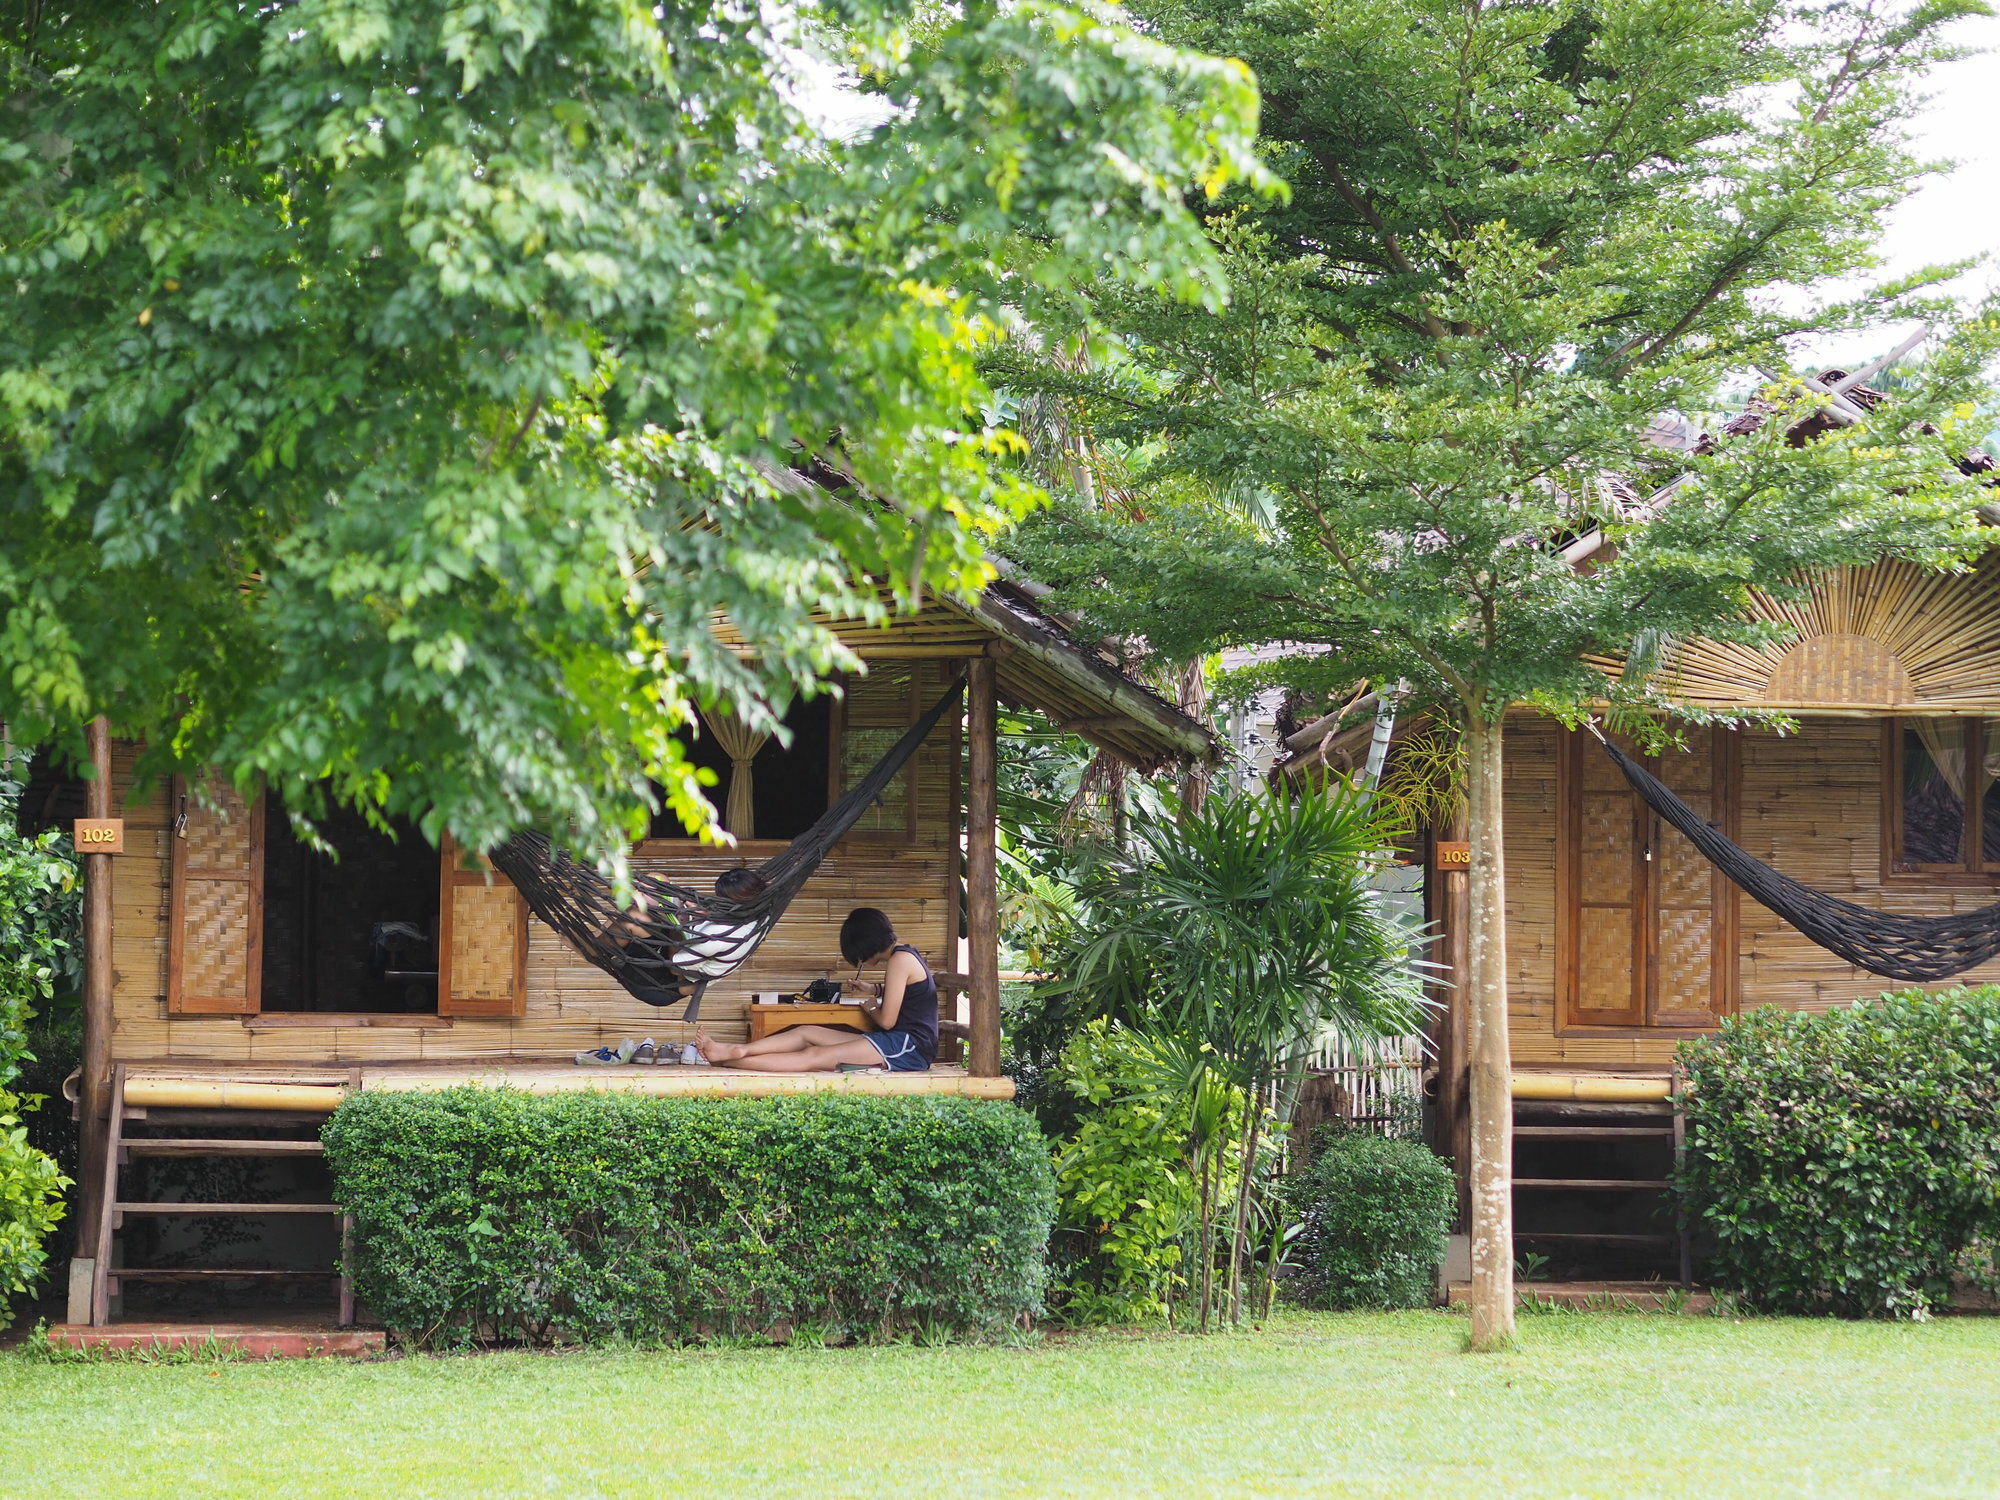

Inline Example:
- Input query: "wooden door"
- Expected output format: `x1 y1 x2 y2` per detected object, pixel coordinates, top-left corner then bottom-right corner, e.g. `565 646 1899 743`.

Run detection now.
1558 729 1737 1029
167 777 264 1014
437 834 528 1019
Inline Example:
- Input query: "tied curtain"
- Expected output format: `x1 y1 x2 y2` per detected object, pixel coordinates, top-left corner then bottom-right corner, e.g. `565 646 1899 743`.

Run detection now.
703 709 771 840
1910 719 2000 803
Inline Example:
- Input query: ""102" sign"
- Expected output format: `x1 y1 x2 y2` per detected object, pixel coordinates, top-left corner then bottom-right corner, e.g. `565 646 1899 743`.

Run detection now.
72 819 125 854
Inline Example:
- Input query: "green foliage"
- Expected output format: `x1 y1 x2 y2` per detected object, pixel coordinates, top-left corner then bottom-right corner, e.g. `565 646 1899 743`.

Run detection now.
1002 0 2000 733
1283 1130 1454 1311
0 0 1266 870
1053 788 1431 1079
0 758 79 1090
1046 785 1427 1328
0 1091 67 1325
0 758 78 1312
1051 1020 1200 1324
322 1088 1056 1348
1677 987 2000 1319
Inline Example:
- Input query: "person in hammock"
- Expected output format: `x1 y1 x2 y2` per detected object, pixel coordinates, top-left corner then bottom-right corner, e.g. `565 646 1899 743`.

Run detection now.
696 907 937 1073
600 867 768 1002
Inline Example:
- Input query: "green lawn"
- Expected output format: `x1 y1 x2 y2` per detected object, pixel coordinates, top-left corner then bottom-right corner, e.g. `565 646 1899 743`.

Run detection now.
1 1311 1996 1498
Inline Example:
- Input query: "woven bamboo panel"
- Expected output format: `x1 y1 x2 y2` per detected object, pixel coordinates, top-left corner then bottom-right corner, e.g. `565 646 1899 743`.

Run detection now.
183 883 251 997
184 783 254 871
450 883 522 1002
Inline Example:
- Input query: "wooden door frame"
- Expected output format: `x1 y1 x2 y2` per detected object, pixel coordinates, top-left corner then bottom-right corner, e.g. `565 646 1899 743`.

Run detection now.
1556 727 1739 1035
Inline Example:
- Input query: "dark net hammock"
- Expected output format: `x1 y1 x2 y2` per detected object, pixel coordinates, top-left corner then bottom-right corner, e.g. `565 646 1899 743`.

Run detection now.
1601 737 2000 981
490 676 966 1021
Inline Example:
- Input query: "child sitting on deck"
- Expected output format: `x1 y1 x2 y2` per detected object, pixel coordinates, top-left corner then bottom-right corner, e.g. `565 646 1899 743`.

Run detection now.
697 907 937 1074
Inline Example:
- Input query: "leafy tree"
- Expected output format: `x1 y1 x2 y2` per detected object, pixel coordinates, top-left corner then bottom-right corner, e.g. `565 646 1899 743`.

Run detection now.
0 0 1265 868
0 750 78 1317
1001 0 2000 1346
1050 786 1428 1329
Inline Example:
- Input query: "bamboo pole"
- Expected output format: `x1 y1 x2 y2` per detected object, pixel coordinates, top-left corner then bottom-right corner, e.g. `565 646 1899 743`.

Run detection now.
967 657 1002 1078
1463 712 1516 1351
77 718 114 1241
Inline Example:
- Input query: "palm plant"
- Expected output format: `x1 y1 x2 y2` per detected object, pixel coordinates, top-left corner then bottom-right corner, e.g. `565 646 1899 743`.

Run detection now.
1051 784 1432 1328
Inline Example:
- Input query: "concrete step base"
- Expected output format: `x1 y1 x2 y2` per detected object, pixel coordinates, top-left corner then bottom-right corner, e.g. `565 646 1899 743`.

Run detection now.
1445 1280 1712 1312
46 1321 385 1359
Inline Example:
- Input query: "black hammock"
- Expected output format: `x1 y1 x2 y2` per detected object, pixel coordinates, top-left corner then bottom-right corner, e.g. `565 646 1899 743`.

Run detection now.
1601 737 2000 982
490 676 966 1021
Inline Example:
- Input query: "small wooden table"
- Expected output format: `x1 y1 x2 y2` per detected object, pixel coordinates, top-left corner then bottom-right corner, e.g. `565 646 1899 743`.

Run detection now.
747 1002 879 1042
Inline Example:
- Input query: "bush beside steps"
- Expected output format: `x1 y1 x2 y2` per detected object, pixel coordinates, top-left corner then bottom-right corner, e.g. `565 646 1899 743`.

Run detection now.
322 1089 1056 1349
1677 985 2000 1319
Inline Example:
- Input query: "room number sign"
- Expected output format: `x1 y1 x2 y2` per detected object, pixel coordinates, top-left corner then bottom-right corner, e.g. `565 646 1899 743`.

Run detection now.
1431 841 1471 868
72 818 125 854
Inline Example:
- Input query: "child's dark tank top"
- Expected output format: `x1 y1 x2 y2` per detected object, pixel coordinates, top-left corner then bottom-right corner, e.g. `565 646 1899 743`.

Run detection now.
888 945 939 1063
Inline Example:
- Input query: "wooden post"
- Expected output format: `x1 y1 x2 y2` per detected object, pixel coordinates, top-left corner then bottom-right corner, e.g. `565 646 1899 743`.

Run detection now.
1463 711 1516 1351
967 657 1001 1078
1428 812 1472 1225
77 717 115 1242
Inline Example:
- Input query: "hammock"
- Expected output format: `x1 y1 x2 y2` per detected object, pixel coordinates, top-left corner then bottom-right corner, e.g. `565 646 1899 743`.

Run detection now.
490 677 966 1020
1600 737 2000 981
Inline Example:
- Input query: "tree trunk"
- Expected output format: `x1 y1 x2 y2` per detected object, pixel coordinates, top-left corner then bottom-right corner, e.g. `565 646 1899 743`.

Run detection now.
1226 1091 1261 1326
1462 710 1516 1351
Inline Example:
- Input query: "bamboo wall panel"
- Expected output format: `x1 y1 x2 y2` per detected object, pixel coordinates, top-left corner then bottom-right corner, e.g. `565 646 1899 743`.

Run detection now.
1505 714 2000 1070
105 697 964 1067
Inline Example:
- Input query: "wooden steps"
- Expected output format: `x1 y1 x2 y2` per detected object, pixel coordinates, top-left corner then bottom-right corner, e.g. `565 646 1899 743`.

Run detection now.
90 1067 355 1328
1511 1083 1689 1284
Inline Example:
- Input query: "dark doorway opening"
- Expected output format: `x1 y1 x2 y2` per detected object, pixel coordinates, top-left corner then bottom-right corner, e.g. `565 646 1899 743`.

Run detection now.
261 803 439 1012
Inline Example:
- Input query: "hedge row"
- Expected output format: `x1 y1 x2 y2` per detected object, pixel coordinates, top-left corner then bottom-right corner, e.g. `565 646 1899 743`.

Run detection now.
1677 986 2000 1318
322 1089 1056 1348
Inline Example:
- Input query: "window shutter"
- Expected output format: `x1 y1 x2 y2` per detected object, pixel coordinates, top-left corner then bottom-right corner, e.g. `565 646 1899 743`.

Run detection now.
1558 731 1646 1026
437 834 528 1018
167 777 265 1015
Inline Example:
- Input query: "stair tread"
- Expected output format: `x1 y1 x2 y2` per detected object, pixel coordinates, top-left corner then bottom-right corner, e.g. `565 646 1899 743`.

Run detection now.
1514 1126 1673 1139
1515 1231 1677 1244
116 1202 342 1215
124 1139 324 1156
110 1268 340 1279
1515 1178 1671 1190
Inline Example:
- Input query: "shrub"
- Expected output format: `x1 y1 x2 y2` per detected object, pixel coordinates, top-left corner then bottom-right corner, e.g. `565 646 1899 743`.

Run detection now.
322 1088 1056 1348
1050 1020 1196 1324
0 1090 68 1326
1283 1129 1455 1310
0 755 79 1311
1677 987 2000 1318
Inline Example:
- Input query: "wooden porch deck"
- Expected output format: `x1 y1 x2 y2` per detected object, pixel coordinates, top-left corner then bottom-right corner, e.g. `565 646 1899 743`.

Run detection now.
119 1060 1013 1110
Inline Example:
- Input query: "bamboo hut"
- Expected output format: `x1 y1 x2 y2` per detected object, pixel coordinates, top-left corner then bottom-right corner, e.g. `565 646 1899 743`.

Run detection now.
35 578 1214 1336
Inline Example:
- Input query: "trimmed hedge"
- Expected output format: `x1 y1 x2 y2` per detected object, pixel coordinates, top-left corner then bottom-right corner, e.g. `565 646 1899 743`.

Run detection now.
322 1089 1055 1347
1678 987 2000 1318
1282 1130 1455 1310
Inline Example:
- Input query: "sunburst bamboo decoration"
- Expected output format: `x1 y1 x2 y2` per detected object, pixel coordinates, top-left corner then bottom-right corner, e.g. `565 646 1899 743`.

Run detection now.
1597 553 2000 712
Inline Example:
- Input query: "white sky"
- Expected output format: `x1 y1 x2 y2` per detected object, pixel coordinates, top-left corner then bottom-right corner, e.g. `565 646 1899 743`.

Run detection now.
1807 13 2000 363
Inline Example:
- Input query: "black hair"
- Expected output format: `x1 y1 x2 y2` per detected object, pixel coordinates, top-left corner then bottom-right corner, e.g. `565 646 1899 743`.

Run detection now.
840 906 898 965
715 868 768 903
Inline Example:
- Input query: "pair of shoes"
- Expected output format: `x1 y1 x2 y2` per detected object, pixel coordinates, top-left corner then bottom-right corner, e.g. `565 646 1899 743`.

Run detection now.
681 1044 709 1066
575 1046 622 1066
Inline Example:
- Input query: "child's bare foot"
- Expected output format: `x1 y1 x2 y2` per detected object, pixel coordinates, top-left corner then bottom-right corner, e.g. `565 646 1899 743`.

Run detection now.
695 1027 743 1064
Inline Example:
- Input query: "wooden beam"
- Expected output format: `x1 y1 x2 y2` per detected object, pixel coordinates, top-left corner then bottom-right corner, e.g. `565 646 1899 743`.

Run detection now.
77 718 115 1244
967 658 1002 1078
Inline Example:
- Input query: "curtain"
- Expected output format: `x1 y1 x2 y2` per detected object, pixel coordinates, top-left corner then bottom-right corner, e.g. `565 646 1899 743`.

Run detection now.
1913 718 1973 800
703 709 771 840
